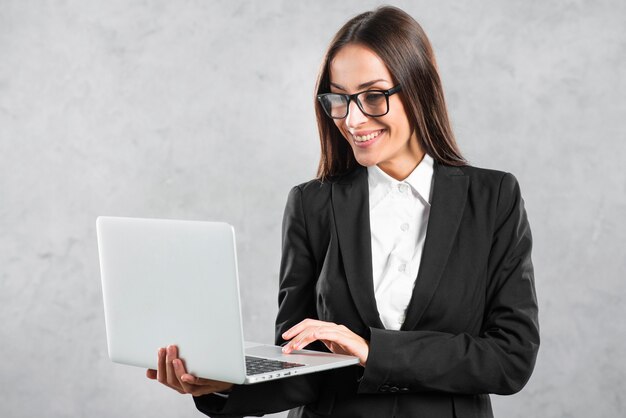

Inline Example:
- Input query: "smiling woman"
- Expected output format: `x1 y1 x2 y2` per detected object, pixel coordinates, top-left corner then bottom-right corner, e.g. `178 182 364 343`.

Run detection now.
149 5 539 418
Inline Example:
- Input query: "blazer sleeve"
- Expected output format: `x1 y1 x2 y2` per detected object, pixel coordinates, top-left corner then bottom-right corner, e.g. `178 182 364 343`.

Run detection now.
193 186 323 417
358 172 540 395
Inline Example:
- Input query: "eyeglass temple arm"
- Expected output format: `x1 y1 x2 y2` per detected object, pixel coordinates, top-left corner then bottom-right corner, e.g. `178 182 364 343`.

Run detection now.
388 85 402 95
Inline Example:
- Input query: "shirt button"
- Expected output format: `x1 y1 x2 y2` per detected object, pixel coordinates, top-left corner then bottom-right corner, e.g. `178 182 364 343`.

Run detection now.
398 263 406 272
400 223 409 231
398 183 409 194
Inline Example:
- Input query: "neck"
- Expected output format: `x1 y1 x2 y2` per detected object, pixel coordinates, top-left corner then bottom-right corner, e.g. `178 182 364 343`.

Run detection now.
377 149 425 181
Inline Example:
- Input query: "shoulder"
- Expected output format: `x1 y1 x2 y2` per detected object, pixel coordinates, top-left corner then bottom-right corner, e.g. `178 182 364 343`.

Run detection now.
451 163 523 197
288 167 363 209
456 164 509 185
285 179 329 213
452 163 526 225
435 163 526 218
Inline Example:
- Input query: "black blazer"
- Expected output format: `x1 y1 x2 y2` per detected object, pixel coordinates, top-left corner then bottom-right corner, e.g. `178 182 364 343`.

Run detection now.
194 162 539 418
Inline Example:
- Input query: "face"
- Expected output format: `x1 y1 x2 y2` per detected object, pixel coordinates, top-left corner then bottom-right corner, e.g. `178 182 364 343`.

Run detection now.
329 43 423 180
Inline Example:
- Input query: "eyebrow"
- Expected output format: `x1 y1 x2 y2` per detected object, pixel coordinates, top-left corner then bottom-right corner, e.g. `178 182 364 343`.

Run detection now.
330 79 389 91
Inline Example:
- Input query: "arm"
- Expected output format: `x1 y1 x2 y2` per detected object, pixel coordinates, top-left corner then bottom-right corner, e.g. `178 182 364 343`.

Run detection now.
192 186 324 417
275 185 325 345
358 172 539 395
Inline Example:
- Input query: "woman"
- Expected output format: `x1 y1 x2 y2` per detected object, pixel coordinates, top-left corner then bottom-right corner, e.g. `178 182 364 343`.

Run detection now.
147 6 539 417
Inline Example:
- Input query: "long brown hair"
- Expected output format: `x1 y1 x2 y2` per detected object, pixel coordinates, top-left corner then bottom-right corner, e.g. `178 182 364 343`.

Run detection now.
315 6 467 180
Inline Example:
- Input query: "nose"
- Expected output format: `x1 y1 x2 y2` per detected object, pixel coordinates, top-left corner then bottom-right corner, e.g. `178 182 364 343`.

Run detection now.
345 99 368 128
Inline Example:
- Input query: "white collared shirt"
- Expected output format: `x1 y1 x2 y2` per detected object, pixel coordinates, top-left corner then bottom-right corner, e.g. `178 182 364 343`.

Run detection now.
367 154 434 330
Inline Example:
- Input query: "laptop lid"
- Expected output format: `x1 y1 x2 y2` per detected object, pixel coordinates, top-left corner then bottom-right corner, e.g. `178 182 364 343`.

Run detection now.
97 216 248 383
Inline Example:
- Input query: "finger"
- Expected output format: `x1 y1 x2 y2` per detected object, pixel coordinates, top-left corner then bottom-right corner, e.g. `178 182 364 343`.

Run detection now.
147 369 157 380
282 327 314 352
295 327 336 350
313 328 351 347
321 340 333 352
157 347 167 384
173 359 197 393
166 345 182 389
284 326 329 353
293 326 324 349
171 357 222 393
296 326 355 353
172 357 218 392
283 318 332 340
173 361 233 395
179 372 220 387
282 318 315 340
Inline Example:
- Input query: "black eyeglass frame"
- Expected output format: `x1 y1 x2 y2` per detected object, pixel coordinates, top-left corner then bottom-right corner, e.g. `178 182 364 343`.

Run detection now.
317 85 402 119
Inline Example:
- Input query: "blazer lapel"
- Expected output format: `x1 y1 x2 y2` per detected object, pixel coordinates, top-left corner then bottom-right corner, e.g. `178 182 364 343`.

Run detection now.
402 162 469 330
331 168 385 329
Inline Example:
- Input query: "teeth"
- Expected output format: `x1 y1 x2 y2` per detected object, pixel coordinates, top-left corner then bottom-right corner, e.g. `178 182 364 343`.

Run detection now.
353 130 382 142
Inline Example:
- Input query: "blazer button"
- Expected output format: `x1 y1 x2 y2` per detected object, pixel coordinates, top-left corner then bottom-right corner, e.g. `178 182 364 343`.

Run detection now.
389 386 399 393
380 384 390 392
399 388 409 393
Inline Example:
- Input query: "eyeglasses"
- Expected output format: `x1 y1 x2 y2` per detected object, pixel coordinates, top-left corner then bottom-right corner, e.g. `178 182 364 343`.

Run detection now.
317 85 402 119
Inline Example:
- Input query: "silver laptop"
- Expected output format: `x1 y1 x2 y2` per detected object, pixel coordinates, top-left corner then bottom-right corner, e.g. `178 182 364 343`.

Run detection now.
96 216 359 384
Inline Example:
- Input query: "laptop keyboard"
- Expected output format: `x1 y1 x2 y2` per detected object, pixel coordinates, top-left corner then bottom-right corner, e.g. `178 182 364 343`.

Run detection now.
245 356 306 376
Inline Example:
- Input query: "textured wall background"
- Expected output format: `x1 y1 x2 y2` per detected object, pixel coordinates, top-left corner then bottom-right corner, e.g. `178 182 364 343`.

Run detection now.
1 0 625 417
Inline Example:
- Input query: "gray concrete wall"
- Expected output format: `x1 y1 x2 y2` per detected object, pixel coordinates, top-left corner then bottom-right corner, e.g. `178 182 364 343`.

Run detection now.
1 0 624 417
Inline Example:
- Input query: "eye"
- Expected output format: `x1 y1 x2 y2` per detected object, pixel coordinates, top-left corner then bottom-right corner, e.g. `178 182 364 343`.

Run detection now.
328 94 347 105
362 91 385 104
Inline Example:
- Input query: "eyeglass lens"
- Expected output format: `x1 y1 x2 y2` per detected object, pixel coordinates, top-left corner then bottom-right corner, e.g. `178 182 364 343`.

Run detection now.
320 91 388 118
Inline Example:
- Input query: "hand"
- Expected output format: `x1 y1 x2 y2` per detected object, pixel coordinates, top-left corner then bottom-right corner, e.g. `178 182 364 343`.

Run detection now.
146 345 234 397
281 319 369 366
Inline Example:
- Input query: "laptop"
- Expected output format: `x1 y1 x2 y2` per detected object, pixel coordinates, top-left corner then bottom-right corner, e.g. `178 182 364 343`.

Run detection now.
96 216 359 384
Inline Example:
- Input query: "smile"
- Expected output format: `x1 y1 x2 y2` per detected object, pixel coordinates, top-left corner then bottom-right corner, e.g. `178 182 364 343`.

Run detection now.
352 129 384 143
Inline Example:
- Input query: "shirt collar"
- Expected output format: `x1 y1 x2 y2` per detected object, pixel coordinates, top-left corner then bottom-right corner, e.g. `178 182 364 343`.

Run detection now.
404 153 434 205
367 153 434 208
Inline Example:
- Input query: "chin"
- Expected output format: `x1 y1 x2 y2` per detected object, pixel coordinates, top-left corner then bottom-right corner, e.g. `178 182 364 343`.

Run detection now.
353 154 378 168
